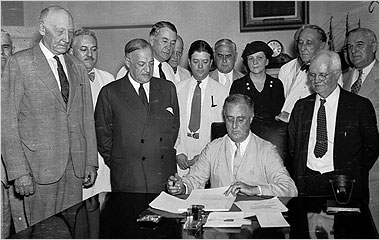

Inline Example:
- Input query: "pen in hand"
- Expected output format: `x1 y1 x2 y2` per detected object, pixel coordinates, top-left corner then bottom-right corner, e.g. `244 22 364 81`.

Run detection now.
224 185 232 196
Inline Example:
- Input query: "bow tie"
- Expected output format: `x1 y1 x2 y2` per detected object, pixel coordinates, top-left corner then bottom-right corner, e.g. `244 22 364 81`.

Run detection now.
300 64 310 72
88 72 95 82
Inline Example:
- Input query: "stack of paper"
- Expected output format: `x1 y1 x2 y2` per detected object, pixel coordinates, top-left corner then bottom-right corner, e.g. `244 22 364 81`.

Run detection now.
235 197 289 228
204 212 251 228
149 187 236 214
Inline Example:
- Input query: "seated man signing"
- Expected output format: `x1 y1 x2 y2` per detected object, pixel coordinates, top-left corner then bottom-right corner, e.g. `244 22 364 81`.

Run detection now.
167 94 297 197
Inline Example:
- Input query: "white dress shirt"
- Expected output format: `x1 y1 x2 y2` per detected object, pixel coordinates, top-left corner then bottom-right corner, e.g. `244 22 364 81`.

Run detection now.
307 86 340 174
128 73 150 102
39 41 69 91
217 70 233 86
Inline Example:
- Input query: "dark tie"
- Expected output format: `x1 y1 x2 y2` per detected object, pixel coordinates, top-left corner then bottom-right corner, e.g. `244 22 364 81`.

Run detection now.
88 71 95 82
314 99 327 158
139 83 149 110
188 81 201 133
158 62 167 80
300 63 310 72
53 56 69 104
351 69 363 94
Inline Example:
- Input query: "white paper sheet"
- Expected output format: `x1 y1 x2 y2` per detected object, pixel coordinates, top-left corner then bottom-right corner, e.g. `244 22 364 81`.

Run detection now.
148 191 187 214
256 212 290 228
234 196 288 215
179 187 236 211
204 211 251 228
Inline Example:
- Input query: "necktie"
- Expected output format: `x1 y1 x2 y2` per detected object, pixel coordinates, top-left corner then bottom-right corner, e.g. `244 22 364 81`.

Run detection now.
88 71 95 82
188 81 201 133
158 62 166 80
233 143 242 177
224 74 230 86
351 69 363 94
300 63 310 72
314 99 327 158
139 83 149 110
53 56 69 104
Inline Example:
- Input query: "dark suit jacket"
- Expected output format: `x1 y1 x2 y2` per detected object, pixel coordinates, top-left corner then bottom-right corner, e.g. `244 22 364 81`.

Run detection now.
95 75 180 193
1 44 98 184
288 88 378 202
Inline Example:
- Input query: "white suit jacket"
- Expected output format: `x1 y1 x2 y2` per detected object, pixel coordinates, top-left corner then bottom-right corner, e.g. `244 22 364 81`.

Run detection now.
83 68 115 200
175 76 228 176
182 132 298 197
165 65 192 86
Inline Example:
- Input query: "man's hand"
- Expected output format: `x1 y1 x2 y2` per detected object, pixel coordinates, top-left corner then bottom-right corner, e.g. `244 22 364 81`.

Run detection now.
15 173 35 196
176 153 189 170
187 155 199 167
166 173 185 195
83 166 97 187
275 111 290 123
223 181 260 197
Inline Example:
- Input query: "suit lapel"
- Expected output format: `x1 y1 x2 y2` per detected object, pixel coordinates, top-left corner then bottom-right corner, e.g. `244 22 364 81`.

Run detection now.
64 54 79 111
32 45 67 110
301 94 316 170
119 75 148 122
359 60 379 96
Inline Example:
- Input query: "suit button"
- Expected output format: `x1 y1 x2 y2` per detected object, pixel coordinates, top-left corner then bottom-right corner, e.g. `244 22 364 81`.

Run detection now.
161 155 164 159
160 138 163 142
142 157 146 161
141 139 144 143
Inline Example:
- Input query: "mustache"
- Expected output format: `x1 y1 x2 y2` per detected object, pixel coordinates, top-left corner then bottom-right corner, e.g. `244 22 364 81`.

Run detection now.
83 56 94 61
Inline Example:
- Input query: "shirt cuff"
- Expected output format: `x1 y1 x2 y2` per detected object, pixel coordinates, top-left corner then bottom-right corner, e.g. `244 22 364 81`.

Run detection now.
256 185 262 195
183 182 189 194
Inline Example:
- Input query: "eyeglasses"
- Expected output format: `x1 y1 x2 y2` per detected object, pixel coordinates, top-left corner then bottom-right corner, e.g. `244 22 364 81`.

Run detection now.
308 71 337 81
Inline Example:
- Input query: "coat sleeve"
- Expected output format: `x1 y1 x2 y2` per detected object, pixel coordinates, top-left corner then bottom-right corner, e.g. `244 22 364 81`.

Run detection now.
259 143 298 197
360 97 379 172
94 87 113 166
1 56 31 181
169 83 180 147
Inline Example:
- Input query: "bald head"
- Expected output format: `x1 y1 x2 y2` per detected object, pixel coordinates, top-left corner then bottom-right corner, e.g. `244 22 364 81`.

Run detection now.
39 6 74 55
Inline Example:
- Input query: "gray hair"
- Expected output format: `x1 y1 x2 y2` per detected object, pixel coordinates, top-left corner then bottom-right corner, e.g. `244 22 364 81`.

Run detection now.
1 29 12 43
297 24 327 43
124 38 151 56
214 38 237 53
348 27 377 45
149 21 177 37
223 94 254 117
72 28 97 44
311 50 342 71
39 5 70 23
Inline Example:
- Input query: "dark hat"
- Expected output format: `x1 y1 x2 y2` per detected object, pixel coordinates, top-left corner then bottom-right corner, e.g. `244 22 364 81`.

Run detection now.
241 41 273 61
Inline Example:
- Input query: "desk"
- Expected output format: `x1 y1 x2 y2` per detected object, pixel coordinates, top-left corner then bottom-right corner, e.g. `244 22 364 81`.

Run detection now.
10 192 378 239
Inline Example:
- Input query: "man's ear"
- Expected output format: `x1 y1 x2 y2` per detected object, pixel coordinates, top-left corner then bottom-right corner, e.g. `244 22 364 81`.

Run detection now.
149 35 155 46
124 56 131 69
38 22 46 36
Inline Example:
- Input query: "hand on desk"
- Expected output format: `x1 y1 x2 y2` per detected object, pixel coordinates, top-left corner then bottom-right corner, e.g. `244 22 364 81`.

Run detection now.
224 181 260 197
166 173 185 195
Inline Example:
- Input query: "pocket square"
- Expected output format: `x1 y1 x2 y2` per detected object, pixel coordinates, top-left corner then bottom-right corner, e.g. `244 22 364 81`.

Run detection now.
166 107 174 115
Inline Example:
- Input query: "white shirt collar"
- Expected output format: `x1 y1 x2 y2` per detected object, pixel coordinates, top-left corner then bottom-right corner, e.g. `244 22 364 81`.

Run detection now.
316 85 340 105
358 59 376 82
228 132 251 155
39 41 60 60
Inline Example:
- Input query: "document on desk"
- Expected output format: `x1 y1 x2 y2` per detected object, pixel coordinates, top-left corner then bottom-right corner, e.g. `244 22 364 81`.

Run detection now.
179 187 236 212
256 212 290 228
204 211 251 228
149 191 186 214
234 196 288 215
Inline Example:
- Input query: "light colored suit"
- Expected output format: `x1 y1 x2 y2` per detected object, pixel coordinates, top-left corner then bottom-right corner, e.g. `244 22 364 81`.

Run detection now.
83 68 114 200
342 59 379 231
182 132 298 197
175 76 229 176
164 65 191 86
209 69 244 91
1 44 98 225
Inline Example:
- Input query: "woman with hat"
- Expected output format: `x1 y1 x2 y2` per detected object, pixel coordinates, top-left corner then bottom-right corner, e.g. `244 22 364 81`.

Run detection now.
230 41 287 160
230 41 285 123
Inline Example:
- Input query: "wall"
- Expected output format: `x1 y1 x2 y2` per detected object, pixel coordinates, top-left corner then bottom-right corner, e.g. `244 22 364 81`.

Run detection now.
7 1 380 76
